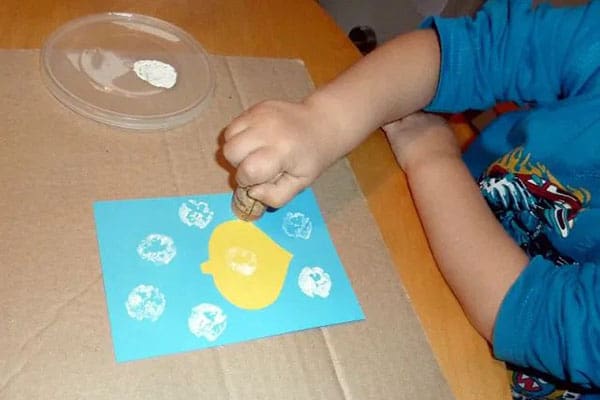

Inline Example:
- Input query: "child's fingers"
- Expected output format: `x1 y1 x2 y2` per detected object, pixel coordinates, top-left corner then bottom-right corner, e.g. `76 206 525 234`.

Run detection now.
223 115 252 141
235 147 283 188
248 174 306 209
222 129 266 167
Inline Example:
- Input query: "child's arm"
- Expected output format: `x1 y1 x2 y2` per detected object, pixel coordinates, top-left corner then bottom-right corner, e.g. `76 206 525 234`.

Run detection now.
383 114 529 343
385 111 600 390
223 29 441 207
401 0 600 388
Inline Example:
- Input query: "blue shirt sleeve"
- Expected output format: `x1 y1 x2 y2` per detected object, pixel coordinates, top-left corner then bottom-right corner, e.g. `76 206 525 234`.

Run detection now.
421 0 600 112
493 256 600 388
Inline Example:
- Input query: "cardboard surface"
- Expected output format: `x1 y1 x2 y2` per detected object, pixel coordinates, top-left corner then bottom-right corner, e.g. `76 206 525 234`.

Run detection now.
0 50 454 399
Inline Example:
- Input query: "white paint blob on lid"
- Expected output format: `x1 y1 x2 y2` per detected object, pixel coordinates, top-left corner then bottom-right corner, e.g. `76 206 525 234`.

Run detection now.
133 59 178 89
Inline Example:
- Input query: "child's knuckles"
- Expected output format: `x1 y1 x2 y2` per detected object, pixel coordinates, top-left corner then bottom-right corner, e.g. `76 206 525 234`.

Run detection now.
258 110 289 135
260 99 284 110
271 136 296 158
240 161 262 182
251 100 281 116
239 159 274 185
223 118 249 141
236 162 263 186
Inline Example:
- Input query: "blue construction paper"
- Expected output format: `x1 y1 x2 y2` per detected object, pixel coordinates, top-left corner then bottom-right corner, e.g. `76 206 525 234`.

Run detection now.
93 188 364 362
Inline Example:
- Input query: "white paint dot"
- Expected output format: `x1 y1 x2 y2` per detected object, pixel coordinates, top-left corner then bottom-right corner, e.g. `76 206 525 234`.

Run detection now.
137 234 176 265
282 212 313 240
188 303 227 341
133 59 177 89
125 284 166 321
298 266 332 298
178 200 214 229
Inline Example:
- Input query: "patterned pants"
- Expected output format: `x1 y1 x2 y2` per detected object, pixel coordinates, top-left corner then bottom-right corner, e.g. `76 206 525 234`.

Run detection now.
509 368 600 399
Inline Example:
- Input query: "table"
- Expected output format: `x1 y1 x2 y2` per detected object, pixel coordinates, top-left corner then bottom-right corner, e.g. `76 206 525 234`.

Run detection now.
0 1 510 399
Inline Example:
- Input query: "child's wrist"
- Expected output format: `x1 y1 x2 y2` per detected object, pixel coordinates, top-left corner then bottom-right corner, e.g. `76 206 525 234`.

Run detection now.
403 150 462 180
304 91 373 158
303 93 355 159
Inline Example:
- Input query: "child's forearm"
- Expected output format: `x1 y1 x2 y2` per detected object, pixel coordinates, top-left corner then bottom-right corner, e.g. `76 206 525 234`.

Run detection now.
405 155 529 341
306 29 441 157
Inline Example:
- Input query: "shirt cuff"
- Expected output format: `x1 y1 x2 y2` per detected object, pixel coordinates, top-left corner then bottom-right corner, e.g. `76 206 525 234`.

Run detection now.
419 15 482 113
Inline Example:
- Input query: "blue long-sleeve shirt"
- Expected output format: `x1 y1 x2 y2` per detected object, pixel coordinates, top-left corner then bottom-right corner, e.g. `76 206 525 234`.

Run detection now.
421 0 600 393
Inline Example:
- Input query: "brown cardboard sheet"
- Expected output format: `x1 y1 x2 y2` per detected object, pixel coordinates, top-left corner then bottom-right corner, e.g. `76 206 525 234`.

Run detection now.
0 50 454 399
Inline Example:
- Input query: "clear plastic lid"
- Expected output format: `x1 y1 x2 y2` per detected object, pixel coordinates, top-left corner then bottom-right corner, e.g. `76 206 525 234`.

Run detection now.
41 13 215 130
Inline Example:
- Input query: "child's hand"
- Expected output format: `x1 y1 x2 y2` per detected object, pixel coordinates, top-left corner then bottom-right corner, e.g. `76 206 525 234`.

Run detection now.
222 99 343 208
383 112 460 173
